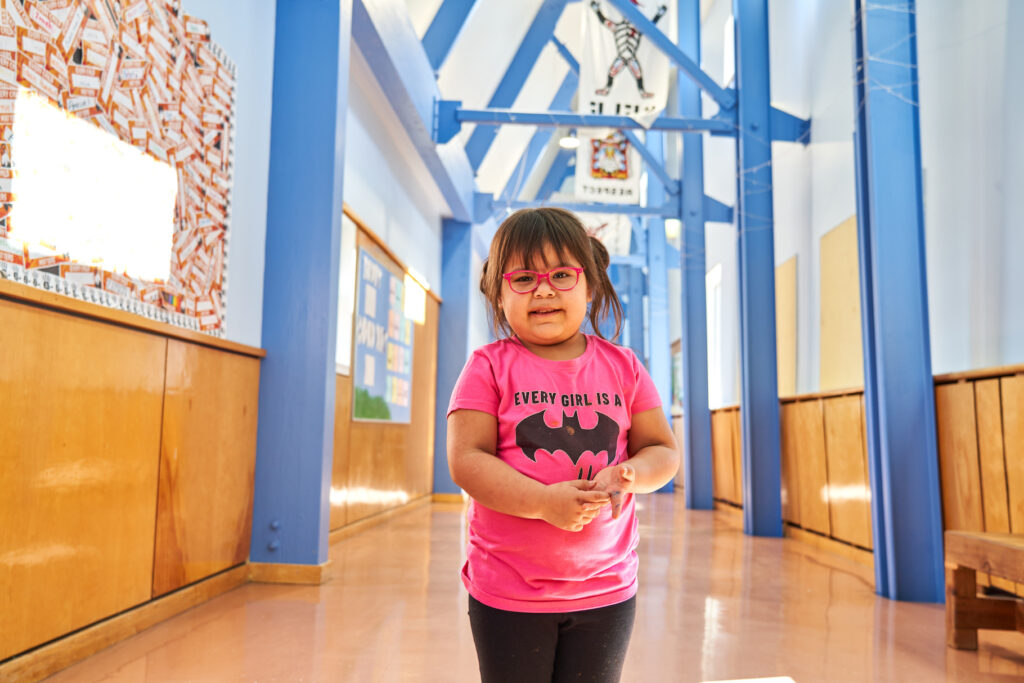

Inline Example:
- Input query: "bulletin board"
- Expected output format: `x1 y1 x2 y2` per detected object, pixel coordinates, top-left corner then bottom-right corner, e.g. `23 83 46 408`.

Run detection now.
0 0 235 335
352 246 414 423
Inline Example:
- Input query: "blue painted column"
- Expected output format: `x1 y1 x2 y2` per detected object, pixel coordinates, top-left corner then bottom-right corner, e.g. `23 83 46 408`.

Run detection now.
853 0 943 602
251 0 353 566
733 0 781 537
434 219 474 494
627 265 645 360
644 132 674 494
678 0 713 510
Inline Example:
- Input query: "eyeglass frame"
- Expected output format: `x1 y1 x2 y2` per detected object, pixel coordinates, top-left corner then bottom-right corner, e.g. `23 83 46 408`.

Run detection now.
501 266 585 294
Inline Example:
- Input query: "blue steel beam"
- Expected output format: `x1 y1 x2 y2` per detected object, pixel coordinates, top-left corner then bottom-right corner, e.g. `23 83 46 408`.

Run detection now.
771 106 811 145
611 254 646 267
536 147 575 200
433 219 473 494
550 35 579 73
464 0 570 171
441 105 737 139
703 195 733 224
644 132 673 493
422 0 477 72
496 199 673 217
678 0 713 510
499 69 579 204
734 0 782 537
853 0 943 603
252 0 352 567
628 265 645 359
353 0 474 222
603 0 735 110
621 129 680 195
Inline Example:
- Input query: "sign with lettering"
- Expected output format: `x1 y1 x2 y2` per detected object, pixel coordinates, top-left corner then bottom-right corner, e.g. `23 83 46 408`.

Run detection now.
352 248 413 422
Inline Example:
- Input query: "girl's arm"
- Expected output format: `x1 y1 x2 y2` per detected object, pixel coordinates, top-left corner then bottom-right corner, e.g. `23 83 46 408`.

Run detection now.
593 407 679 517
448 409 611 532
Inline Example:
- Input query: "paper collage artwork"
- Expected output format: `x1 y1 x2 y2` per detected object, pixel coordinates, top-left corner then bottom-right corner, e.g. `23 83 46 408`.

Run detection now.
0 0 235 335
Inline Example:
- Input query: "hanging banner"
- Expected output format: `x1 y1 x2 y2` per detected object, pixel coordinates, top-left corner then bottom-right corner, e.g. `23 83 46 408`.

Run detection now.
578 212 632 256
352 248 414 423
578 1 673 125
574 1 673 204
574 129 642 203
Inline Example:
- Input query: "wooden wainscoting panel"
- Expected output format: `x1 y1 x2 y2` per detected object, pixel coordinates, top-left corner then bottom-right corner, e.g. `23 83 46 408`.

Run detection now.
934 382 984 531
730 409 743 506
331 373 354 530
975 379 1010 533
710 410 737 504
779 403 801 525
346 421 409 524
152 341 260 597
792 399 831 536
0 300 165 661
823 396 872 548
1002 375 1024 534
406 296 439 499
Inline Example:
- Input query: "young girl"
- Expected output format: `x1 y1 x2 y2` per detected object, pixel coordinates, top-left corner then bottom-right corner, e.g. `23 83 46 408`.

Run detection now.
447 208 679 682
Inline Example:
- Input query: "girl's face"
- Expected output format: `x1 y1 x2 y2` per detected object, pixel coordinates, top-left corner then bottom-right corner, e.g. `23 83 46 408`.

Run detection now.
499 243 591 360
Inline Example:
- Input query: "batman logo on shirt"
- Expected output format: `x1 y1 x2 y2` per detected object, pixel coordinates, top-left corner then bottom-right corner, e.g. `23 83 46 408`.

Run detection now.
515 410 619 467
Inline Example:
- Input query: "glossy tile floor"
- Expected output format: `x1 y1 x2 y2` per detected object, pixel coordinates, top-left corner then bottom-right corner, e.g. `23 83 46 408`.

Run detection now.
47 494 1024 682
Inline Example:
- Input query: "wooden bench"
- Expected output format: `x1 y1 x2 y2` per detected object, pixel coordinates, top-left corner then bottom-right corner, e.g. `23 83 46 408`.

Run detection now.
945 530 1024 649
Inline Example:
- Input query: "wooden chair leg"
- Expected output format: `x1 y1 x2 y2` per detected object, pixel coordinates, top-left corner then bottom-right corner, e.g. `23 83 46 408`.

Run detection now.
947 566 979 650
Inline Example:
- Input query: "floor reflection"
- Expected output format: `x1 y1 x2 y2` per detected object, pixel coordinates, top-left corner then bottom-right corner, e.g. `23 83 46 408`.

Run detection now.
46 495 1024 682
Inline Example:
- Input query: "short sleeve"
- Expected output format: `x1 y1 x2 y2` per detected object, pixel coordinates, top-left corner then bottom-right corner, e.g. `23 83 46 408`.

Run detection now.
630 350 662 415
447 349 500 417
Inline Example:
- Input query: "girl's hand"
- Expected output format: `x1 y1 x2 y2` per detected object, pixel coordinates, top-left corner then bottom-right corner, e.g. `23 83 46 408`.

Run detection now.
591 464 636 519
540 480 611 532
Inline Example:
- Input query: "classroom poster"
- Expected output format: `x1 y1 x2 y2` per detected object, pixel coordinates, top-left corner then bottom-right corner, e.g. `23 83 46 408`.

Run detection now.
352 248 413 422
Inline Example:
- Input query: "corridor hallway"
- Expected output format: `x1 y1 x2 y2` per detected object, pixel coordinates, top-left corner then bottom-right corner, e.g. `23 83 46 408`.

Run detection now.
45 495 1024 682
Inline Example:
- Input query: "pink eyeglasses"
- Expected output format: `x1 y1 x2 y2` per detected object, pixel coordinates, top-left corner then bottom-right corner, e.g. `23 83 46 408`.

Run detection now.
502 266 584 294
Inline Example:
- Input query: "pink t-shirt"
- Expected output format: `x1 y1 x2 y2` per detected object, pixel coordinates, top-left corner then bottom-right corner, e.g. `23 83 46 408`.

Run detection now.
447 335 662 613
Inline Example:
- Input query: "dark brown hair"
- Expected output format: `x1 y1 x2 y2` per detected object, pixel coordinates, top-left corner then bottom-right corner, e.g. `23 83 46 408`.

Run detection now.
479 207 623 341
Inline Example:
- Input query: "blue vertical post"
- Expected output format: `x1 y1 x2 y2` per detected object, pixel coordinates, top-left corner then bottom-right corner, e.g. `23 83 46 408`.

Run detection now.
678 0 713 510
852 0 943 602
434 219 474 494
627 265 645 359
733 0 782 537
645 131 673 493
252 0 353 566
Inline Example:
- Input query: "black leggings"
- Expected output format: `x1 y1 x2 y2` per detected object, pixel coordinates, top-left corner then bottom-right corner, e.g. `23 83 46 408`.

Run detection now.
467 595 636 683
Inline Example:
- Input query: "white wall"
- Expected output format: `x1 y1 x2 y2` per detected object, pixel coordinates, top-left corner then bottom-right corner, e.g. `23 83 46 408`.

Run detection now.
918 0 1024 373
699 0 1023 404
702 0 857 404
180 0 276 348
342 45 449 293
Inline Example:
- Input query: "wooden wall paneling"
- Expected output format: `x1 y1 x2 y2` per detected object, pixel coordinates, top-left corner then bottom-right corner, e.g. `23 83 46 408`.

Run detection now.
934 382 985 531
822 396 873 548
331 373 354 531
792 399 831 536
1001 375 1024 534
406 296 439 500
779 403 801 525
975 379 1010 533
0 300 166 660
153 341 261 597
710 410 735 503
730 409 743 505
